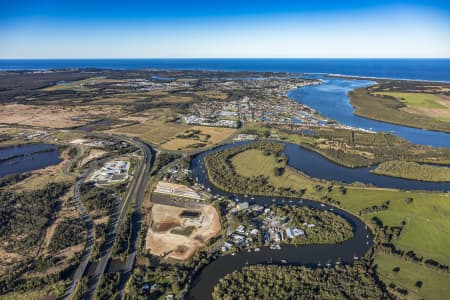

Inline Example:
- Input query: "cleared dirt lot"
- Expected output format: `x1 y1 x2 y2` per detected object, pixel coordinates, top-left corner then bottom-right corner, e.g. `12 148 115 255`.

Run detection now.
146 203 221 260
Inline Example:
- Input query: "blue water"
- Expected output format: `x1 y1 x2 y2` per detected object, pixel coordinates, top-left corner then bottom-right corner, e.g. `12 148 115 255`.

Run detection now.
0 144 61 177
1 59 450 82
289 77 450 148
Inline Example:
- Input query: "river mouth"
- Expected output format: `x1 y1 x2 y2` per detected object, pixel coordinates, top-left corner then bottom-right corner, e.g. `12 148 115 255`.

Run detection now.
289 76 450 148
0 143 61 178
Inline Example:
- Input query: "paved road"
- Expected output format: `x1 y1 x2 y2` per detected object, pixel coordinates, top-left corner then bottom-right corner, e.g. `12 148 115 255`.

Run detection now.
116 140 154 299
63 148 95 300
83 137 153 300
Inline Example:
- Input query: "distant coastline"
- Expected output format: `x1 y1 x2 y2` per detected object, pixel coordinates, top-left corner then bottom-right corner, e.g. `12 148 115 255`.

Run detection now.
0 58 449 82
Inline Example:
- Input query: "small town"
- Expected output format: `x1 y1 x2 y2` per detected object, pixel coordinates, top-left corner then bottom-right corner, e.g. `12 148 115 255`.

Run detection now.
222 201 315 253
184 78 329 128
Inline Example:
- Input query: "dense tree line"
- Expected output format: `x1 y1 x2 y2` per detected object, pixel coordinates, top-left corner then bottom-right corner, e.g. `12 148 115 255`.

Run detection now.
127 249 220 299
0 182 69 251
213 264 385 299
0 173 30 188
80 182 118 212
95 272 122 300
272 205 353 244
49 217 86 252
73 277 88 300
372 160 450 182
0 251 82 295
151 152 181 175
359 201 390 216
127 261 190 299
67 146 79 159
112 211 132 259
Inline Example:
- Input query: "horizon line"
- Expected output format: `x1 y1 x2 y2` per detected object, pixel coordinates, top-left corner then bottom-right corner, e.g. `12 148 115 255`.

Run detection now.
1 57 450 60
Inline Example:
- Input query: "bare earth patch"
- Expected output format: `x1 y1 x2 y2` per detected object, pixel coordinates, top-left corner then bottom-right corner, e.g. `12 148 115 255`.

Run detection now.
146 204 221 260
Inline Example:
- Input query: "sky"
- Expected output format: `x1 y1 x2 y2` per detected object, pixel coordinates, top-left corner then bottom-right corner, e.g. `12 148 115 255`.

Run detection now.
0 0 449 58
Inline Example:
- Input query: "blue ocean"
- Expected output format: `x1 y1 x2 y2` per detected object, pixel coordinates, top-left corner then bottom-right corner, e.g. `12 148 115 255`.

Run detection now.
0 59 449 82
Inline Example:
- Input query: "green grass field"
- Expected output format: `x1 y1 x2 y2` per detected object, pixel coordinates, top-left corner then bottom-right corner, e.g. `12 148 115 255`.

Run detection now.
375 253 450 300
374 92 447 109
231 148 324 199
330 188 450 266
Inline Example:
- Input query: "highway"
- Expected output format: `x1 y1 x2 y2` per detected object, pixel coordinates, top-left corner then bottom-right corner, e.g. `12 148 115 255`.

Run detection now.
116 139 154 299
82 137 153 300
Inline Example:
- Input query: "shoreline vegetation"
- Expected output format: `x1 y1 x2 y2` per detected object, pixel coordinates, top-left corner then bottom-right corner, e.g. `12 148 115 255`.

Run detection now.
371 160 450 182
212 264 384 300
348 81 450 133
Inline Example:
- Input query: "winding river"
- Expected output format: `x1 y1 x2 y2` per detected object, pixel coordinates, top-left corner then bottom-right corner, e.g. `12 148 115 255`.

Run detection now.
188 142 372 300
189 142 450 299
288 76 450 148
188 139 449 299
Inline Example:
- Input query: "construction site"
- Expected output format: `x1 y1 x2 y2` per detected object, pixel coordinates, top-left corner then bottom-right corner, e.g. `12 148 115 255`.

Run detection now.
145 203 221 260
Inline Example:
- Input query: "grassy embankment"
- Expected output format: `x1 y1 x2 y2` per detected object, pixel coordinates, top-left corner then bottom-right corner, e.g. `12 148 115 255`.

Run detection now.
348 88 450 133
208 144 450 299
372 160 450 182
